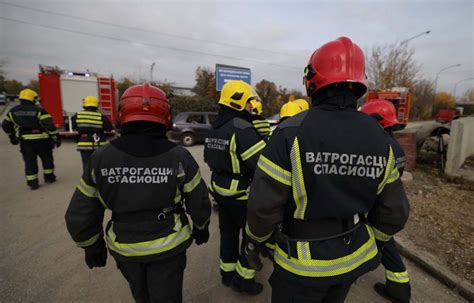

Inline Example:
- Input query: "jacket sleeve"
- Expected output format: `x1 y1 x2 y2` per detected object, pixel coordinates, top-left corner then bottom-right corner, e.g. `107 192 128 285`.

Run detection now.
71 113 78 131
102 115 114 132
65 160 107 248
237 127 266 172
2 111 16 136
37 109 58 137
368 144 410 243
246 127 292 243
180 149 211 230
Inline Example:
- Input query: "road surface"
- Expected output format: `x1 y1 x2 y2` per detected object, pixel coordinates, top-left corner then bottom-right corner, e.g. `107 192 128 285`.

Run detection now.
0 134 467 302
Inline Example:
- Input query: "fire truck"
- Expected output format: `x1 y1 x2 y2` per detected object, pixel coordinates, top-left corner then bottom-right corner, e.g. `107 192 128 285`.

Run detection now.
366 87 412 128
38 65 117 136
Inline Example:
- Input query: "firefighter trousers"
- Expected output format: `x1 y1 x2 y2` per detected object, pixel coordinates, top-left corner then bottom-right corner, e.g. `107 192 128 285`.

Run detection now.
216 200 257 284
116 252 187 303
80 151 94 171
270 269 354 303
19 139 55 185
381 239 411 301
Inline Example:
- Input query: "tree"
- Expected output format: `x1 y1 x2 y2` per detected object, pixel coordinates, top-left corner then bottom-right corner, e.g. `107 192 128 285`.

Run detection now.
116 78 136 98
3 79 23 94
409 79 435 120
367 43 419 90
26 80 39 92
433 91 456 113
192 67 218 101
460 88 474 103
255 80 281 117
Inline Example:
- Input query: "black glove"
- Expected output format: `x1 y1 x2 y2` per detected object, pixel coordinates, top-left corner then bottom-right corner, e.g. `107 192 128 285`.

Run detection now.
9 135 19 145
52 136 61 148
84 237 107 269
243 237 263 271
192 226 210 245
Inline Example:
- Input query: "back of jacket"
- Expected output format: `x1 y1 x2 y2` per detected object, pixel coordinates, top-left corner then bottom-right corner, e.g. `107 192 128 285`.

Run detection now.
2 101 58 140
204 109 266 202
72 108 113 151
65 134 211 262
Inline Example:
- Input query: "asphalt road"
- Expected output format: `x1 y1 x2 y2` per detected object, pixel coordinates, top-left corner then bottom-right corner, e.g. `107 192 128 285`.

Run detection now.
0 134 467 302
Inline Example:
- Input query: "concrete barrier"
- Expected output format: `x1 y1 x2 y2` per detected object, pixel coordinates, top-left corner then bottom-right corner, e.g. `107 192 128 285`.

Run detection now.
445 117 474 176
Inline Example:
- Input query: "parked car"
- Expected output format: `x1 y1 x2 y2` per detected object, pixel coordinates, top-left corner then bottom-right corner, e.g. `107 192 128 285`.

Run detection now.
168 111 217 146
0 94 6 105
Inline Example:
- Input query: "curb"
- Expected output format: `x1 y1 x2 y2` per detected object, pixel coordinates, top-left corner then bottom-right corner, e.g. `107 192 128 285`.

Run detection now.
395 237 474 302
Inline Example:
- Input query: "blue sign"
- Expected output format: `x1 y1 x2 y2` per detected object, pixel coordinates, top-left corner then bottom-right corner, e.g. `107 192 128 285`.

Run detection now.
215 64 251 91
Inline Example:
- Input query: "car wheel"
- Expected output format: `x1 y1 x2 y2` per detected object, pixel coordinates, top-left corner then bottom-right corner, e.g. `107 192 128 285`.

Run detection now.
181 133 195 146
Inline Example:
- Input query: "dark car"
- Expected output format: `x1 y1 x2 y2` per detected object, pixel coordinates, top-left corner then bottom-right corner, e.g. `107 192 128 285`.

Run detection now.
168 111 217 146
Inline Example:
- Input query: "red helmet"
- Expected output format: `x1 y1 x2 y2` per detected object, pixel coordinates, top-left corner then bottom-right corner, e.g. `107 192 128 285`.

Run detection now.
119 83 171 126
304 37 367 98
360 100 399 129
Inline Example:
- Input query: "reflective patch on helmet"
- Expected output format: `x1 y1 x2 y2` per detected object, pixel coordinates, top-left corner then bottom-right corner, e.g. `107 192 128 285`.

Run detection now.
230 92 244 101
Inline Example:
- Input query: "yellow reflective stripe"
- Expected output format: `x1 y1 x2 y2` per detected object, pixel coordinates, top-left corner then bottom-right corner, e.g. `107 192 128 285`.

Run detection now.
78 141 107 146
274 225 378 277
236 260 256 279
77 114 102 120
371 226 393 242
39 114 52 120
97 191 110 209
77 178 97 198
106 223 192 257
177 162 185 178
291 137 308 219
229 134 240 174
4 114 11 121
194 217 210 230
236 195 248 200
76 232 100 248
245 223 272 243
265 242 276 250
377 146 400 194
183 170 202 193
386 270 410 283
257 155 292 186
241 140 266 161
297 241 311 260
80 111 102 116
21 133 50 140
211 181 246 197
26 174 38 181
76 119 103 125
174 188 182 203
44 168 54 174
220 260 237 272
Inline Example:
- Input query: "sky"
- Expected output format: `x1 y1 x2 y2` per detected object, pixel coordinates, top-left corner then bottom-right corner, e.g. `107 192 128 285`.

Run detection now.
1 0 473 97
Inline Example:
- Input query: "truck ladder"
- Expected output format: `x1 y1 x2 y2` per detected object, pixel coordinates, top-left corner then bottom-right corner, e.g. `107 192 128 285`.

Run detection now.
97 77 115 122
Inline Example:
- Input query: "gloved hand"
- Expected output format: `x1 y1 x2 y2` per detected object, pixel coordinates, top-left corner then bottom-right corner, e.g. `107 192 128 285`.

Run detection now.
9 135 19 145
84 237 107 269
243 237 263 271
52 136 61 148
192 226 210 245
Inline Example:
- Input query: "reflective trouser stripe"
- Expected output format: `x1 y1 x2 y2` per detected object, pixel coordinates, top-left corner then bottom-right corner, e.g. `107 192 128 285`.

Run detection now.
236 260 256 279
274 225 378 278
386 270 410 283
106 223 192 257
245 223 272 242
372 226 393 242
21 133 50 140
44 168 54 174
220 260 237 272
76 232 100 248
26 174 38 181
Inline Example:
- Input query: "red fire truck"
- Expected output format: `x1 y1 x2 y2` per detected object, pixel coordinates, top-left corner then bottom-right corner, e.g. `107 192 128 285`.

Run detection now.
38 65 117 136
366 87 412 128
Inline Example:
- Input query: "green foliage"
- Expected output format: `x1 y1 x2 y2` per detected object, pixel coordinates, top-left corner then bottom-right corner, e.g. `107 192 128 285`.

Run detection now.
192 67 218 102
3 79 23 94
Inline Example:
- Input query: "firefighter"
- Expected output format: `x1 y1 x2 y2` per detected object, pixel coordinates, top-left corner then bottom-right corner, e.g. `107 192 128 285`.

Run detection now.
2 88 60 190
204 80 266 295
278 100 307 123
250 99 271 140
65 83 211 303
360 99 411 303
71 96 113 170
244 37 410 303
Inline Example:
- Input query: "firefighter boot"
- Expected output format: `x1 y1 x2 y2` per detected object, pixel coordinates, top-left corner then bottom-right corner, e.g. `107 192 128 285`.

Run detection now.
221 272 234 287
231 278 263 295
44 173 57 183
27 179 39 190
374 282 411 303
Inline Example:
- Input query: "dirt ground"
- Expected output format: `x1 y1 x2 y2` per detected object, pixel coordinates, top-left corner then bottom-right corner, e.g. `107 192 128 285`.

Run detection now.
400 164 474 284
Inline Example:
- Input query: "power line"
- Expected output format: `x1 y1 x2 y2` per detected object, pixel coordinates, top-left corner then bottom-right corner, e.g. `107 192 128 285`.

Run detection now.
0 1 305 59
1 16 301 71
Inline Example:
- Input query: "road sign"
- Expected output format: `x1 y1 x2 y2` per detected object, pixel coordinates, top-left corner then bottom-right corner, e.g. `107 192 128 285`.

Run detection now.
215 64 251 91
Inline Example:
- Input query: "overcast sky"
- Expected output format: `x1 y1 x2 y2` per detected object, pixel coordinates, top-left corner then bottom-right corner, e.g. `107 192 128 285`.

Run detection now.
1 0 473 96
